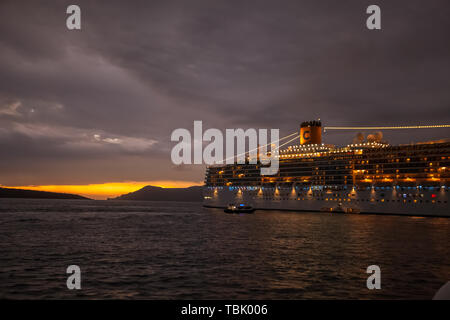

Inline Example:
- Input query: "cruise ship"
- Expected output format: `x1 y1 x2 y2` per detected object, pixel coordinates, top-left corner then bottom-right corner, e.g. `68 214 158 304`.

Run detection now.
203 121 450 217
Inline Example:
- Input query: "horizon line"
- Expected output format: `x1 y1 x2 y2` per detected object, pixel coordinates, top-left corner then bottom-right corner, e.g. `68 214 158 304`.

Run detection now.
0 180 204 200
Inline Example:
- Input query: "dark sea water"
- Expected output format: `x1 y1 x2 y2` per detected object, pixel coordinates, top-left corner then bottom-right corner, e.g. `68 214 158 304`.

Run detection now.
0 199 449 299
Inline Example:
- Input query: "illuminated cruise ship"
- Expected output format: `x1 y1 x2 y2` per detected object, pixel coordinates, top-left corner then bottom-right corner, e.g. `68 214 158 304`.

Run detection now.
203 121 450 217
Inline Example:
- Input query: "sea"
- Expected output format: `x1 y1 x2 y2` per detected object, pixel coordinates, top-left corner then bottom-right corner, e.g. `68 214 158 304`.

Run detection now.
0 198 449 299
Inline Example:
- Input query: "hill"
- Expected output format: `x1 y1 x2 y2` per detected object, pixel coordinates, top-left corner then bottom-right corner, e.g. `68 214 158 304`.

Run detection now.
0 187 90 200
110 185 203 202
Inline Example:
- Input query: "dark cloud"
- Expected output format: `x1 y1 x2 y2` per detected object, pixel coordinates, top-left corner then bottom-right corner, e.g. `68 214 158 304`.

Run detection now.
0 0 449 185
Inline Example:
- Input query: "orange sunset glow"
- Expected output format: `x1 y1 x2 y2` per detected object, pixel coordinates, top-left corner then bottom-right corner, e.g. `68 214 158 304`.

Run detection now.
2 181 203 200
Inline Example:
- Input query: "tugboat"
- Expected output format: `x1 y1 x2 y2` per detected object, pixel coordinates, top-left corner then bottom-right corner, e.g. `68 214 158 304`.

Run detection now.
224 203 255 214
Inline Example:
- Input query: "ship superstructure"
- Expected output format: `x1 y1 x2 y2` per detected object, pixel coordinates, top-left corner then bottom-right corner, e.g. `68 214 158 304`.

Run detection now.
203 121 450 216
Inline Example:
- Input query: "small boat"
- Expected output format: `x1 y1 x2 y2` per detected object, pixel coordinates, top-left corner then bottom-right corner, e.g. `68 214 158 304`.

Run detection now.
321 203 360 214
224 204 255 214
346 207 360 214
335 204 360 214
320 204 345 213
334 203 346 213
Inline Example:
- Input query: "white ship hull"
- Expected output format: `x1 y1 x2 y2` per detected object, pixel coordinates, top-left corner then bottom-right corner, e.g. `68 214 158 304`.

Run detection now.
203 187 450 217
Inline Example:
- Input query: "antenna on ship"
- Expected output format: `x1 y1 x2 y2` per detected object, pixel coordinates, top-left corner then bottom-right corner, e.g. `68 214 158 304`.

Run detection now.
323 124 450 132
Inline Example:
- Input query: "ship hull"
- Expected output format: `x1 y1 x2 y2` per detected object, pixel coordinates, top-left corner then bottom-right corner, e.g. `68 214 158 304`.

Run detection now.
203 187 450 217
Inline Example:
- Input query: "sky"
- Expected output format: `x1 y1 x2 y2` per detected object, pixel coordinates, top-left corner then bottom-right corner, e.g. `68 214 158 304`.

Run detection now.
0 0 449 199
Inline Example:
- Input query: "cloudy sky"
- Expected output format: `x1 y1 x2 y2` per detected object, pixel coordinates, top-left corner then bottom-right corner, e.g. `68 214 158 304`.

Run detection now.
0 0 449 198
